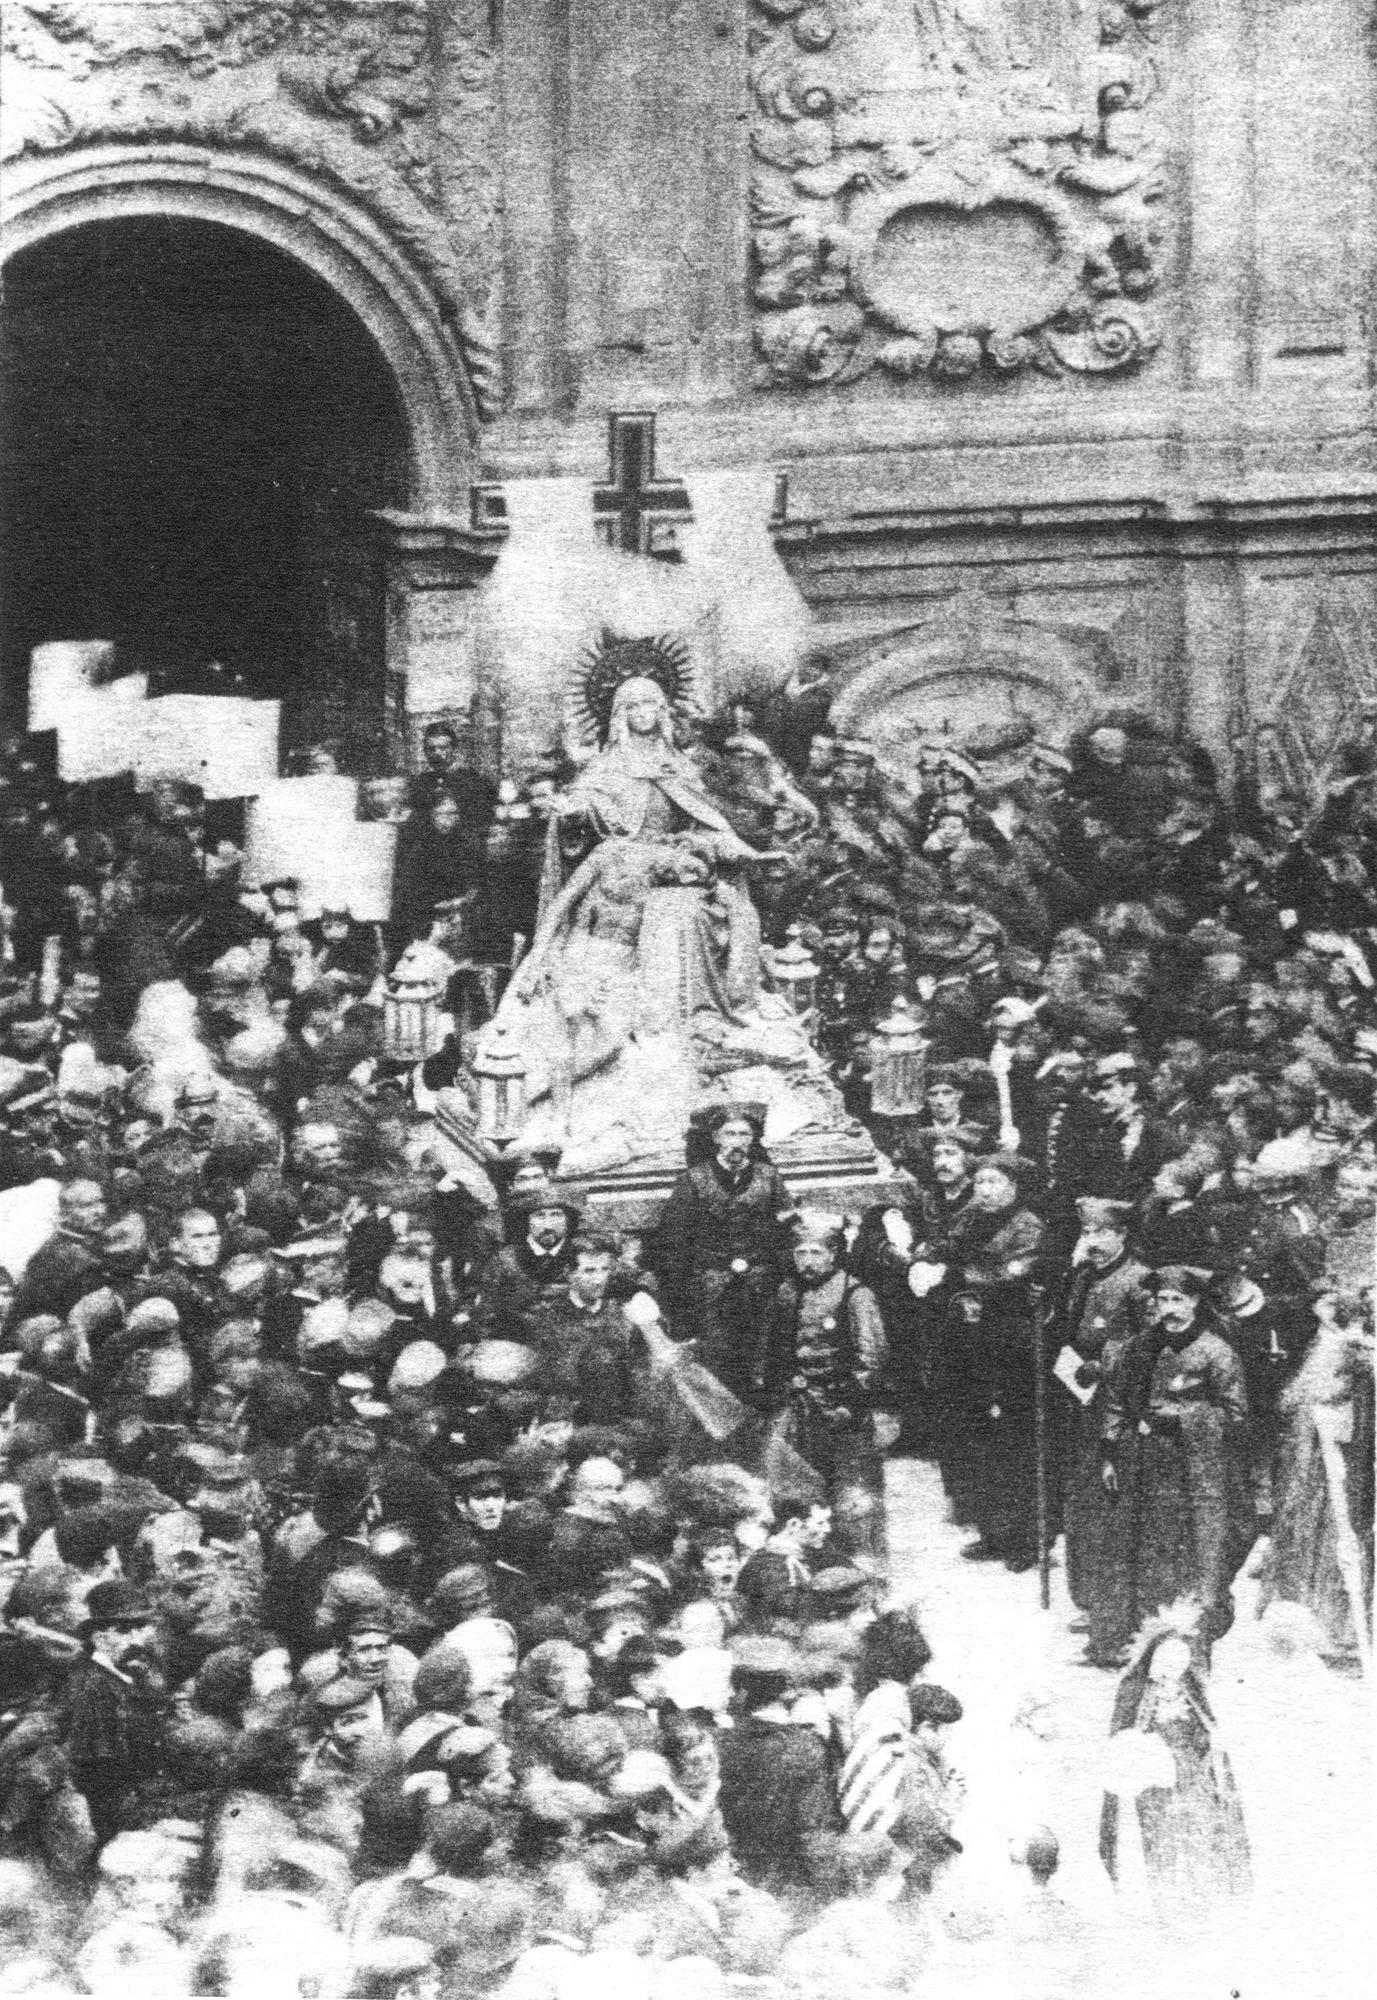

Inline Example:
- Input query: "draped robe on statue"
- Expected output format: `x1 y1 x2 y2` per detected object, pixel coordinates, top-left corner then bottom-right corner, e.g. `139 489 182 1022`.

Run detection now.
493 677 823 1171
538 701 765 1024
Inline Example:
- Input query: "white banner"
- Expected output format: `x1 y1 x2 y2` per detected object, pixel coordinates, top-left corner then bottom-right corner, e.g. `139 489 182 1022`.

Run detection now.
133 694 280 798
244 777 395 918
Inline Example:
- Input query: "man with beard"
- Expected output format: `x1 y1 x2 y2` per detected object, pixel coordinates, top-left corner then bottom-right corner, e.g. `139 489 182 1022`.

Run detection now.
1104 1266 1253 1657
923 1154 1046 1569
61 1578 168 1846
471 1189 583 1338
760 1211 887 1553
1057 1197 1148 1667
653 1105 789 1398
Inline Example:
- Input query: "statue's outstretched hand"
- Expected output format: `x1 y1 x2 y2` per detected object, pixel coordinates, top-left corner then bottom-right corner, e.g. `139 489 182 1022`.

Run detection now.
511 954 547 1000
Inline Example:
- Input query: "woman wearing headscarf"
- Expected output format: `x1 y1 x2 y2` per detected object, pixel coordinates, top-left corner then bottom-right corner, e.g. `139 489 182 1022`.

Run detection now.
1099 1605 1251 1920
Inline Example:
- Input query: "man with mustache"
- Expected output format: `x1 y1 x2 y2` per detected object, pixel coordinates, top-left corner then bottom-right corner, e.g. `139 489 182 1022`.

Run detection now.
61 1579 168 1846
653 1104 789 1399
470 1188 583 1339
1103 1265 1253 1658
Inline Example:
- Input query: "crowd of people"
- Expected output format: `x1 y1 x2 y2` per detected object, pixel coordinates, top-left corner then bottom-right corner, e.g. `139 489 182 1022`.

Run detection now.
0 678 1373 1999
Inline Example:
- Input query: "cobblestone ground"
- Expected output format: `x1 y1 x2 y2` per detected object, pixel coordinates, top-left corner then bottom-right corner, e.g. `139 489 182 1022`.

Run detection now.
882 1456 1375 2000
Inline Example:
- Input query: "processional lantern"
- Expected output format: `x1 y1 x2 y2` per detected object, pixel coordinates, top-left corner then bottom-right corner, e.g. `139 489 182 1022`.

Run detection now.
772 925 820 1035
472 1019 528 1148
869 995 929 1118
383 942 447 1063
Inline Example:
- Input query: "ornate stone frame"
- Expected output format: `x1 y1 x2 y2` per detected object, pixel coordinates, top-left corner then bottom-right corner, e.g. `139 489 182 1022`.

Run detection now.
848 166 1084 350
0 143 479 512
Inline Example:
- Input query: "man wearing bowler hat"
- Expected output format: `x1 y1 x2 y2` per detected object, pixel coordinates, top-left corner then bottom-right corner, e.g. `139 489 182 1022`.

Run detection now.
62 1579 167 1845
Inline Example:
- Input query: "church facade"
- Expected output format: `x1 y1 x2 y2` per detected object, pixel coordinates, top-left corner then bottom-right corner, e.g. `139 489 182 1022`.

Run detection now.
2 0 1374 790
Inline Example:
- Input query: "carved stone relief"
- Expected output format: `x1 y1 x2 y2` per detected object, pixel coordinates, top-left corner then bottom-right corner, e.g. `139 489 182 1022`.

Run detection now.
750 0 1171 387
1247 583 1377 809
827 590 1117 764
0 1 501 415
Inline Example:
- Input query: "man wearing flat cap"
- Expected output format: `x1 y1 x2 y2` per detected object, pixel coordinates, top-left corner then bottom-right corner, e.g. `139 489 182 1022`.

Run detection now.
1058 1196 1149 1665
652 1103 789 1398
1066 1052 1181 1206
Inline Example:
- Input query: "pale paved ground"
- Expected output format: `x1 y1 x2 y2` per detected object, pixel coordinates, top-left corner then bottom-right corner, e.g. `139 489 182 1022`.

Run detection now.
882 1456 1375 2000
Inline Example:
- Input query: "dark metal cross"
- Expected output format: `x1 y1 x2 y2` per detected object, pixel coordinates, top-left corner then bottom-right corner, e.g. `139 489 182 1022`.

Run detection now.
592 412 692 561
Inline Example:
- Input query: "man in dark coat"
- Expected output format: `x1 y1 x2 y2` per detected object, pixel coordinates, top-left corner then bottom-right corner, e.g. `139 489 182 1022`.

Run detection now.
923 1153 1046 1568
717 1636 837 1889
850 1129 978 1446
1056 1197 1148 1666
12 1178 108 1322
542 1454 633 1600
652 1104 790 1397
1212 1153 1326 1516
393 785 495 948
1065 1053 1181 1205
760 1210 887 1552
470 1187 582 1338
406 722 498 831
526 1231 648 1426
1103 1266 1253 1656
61 1579 168 1845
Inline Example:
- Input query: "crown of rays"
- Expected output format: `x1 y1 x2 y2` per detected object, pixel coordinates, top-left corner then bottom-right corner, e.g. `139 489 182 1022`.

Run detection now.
571 627 694 744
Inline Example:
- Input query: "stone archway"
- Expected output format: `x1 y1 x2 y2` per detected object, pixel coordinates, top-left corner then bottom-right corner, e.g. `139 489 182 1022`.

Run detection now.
1 144 478 513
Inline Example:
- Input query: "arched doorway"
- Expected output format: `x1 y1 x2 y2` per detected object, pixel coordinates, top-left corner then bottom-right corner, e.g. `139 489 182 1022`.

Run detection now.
2 215 408 763
1 144 483 769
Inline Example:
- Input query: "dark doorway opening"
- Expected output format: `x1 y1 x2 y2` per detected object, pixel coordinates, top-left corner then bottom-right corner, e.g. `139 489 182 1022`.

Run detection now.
1 215 409 766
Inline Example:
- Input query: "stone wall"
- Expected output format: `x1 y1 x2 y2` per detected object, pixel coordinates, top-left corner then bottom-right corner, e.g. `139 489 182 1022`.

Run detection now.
485 0 1377 786
3 1 1374 779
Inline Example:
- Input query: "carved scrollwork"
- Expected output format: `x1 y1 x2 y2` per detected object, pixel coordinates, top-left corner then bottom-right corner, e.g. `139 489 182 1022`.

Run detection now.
749 0 1172 388
1 0 501 413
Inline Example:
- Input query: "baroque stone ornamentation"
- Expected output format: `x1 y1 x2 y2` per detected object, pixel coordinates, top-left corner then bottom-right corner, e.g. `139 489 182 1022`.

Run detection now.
1250 602 1377 812
749 0 1171 387
0 0 502 416
829 590 1114 756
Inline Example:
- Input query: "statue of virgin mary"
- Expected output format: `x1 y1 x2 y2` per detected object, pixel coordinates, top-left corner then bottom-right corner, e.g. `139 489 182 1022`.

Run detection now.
488 669 826 1169
539 673 768 1011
